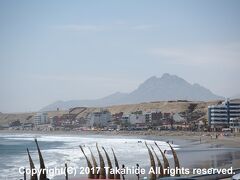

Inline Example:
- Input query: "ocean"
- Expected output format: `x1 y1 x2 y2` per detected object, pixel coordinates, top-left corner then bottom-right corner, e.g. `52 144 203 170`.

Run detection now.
0 133 175 180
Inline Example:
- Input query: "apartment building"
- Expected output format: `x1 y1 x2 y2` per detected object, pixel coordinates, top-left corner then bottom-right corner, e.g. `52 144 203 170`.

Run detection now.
208 100 240 131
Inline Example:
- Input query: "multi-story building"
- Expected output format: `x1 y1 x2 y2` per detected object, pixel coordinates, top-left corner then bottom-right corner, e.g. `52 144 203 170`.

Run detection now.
120 113 146 128
229 117 240 133
208 100 240 131
89 110 111 128
112 112 123 124
129 114 145 125
145 112 152 125
120 114 130 128
50 116 62 127
151 112 163 126
33 112 48 125
145 111 162 126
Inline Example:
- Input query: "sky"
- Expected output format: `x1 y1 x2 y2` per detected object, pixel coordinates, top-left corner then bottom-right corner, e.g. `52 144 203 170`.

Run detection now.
0 0 240 113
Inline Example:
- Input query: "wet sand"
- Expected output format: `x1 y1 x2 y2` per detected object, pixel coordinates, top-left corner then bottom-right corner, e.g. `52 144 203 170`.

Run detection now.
1 129 239 147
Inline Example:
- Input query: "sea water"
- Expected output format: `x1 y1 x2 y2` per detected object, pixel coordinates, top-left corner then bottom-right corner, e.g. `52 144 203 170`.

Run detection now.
0 133 177 179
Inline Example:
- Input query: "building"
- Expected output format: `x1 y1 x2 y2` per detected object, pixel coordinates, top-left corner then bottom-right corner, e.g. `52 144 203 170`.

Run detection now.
151 112 162 126
33 112 48 125
229 117 240 133
50 116 62 127
9 120 21 127
129 114 145 125
208 100 240 131
59 113 78 128
145 112 152 125
145 111 162 127
111 112 123 125
163 112 172 120
22 123 34 130
89 110 111 128
120 114 130 128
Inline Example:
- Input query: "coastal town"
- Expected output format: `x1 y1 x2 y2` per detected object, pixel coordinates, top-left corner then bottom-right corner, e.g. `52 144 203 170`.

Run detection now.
3 99 240 134
1 0 240 179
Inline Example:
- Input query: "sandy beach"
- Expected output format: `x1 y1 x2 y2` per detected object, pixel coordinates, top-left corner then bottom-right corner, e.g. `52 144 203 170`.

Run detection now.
1 129 239 147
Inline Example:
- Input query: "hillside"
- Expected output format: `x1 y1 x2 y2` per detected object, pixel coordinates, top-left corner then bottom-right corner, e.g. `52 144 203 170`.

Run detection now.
0 100 221 126
0 110 68 126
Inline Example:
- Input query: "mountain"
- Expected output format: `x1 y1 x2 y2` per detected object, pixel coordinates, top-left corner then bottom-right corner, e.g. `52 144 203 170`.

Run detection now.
41 73 224 111
126 74 223 102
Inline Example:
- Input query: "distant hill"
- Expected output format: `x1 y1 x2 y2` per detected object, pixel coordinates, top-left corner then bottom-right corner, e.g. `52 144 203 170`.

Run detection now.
1 100 221 126
0 110 68 126
41 73 224 111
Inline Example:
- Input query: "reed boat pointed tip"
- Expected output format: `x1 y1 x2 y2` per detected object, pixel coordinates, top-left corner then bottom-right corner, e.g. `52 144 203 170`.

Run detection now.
146 141 156 180
79 144 94 178
35 139 47 179
167 142 181 177
151 144 164 178
155 141 170 176
102 146 114 179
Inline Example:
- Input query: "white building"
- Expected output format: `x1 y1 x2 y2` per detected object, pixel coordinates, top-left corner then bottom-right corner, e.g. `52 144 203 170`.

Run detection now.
129 114 145 125
34 112 48 125
229 117 240 133
89 110 111 128
208 100 240 130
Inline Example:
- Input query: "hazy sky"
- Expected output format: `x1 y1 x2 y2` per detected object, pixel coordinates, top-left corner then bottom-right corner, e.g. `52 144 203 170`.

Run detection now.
1 0 240 113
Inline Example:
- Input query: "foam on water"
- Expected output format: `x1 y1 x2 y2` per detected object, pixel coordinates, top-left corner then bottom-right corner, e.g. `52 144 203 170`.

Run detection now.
0 133 179 179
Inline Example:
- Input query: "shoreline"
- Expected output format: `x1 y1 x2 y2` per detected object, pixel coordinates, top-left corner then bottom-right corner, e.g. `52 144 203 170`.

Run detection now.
1 129 240 148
